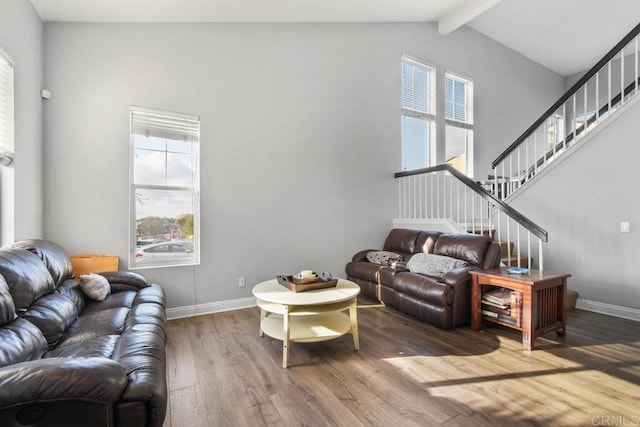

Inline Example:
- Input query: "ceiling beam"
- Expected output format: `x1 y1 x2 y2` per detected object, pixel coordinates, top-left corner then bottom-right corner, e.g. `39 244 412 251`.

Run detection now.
438 0 502 35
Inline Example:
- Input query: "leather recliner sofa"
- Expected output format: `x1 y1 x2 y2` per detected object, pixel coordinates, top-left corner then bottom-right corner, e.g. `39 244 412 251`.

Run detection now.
0 239 167 427
346 229 501 329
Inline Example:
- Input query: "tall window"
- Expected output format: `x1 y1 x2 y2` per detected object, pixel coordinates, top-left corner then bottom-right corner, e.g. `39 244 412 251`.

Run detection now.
445 72 474 176
0 47 14 246
402 56 435 171
129 106 200 268
0 47 14 164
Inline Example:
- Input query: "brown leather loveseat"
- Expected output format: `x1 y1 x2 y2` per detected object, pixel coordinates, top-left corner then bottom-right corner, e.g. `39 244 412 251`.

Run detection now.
0 240 167 427
346 229 501 329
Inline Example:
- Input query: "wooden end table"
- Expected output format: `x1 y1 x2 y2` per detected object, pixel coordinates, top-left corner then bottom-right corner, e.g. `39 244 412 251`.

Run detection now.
469 268 571 350
252 278 360 368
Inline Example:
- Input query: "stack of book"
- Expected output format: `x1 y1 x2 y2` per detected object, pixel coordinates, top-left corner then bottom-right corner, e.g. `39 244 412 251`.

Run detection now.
481 288 522 327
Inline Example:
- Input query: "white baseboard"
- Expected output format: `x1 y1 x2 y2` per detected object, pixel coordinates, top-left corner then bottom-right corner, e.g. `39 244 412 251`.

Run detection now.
576 299 640 322
166 296 640 323
167 296 257 320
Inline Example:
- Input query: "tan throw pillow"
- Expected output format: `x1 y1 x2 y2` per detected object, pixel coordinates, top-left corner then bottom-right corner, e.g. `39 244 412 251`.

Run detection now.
79 273 111 301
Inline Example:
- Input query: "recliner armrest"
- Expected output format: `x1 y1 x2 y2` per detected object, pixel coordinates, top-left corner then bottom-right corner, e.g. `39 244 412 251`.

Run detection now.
98 271 148 291
351 249 379 263
0 357 127 407
440 266 481 287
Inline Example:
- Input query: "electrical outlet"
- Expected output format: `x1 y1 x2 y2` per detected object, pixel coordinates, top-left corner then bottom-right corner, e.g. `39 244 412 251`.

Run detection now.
621 222 630 233
238 277 246 287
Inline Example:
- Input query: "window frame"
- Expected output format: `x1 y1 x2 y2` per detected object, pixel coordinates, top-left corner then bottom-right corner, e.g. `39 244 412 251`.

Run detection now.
129 106 200 269
401 55 436 171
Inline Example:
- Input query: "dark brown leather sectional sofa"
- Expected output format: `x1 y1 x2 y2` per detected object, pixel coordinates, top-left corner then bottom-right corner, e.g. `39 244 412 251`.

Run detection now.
0 240 166 426
346 229 501 329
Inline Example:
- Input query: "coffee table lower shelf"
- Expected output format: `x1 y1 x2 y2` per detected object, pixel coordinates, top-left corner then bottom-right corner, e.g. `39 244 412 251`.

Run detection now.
260 312 352 343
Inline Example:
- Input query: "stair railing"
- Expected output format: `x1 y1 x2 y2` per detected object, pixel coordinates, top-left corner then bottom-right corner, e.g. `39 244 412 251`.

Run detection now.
396 164 548 270
490 22 640 200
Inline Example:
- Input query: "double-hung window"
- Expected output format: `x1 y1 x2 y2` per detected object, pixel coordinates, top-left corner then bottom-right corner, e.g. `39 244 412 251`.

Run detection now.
0 47 14 164
401 56 436 171
0 47 14 246
129 106 200 268
445 72 474 176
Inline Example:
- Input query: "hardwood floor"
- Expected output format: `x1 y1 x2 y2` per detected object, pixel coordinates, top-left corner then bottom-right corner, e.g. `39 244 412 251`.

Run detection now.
164 298 640 426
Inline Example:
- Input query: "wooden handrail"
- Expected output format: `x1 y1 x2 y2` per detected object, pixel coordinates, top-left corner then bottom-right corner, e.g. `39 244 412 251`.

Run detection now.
395 164 548 241
492 21 640 169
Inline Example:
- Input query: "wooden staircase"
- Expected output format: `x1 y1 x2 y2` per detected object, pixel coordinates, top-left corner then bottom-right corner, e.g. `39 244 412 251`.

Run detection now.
499 241 529 268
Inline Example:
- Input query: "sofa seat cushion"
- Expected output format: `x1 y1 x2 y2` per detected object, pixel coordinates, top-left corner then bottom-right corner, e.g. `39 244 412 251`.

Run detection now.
392 272 453 306
58 307 130 348
20 293 78 349
345 262 398 287
0 318 48 367
45 335 119 359
81 291 136 316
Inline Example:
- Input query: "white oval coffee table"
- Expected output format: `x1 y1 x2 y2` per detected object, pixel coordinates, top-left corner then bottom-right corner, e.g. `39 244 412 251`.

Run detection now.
252 278 360 368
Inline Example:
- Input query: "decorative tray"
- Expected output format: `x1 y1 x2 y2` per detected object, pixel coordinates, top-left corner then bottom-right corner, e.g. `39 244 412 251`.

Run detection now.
276 273 338 292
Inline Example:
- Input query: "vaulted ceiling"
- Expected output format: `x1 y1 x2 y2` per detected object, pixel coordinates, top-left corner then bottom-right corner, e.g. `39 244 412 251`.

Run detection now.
29 0 640 76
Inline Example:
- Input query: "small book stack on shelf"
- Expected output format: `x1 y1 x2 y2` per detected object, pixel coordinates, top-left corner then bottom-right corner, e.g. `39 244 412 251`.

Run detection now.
481 288 522 327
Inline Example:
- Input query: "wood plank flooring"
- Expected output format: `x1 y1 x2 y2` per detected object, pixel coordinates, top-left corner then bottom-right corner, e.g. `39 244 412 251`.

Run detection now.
164 298 640 426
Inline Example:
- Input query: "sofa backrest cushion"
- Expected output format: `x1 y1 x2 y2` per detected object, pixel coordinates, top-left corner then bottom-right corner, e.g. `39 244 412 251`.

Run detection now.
21 292 79 349
383 229 422 259
433 233 492 266
0 248 56 313
415 231 441 254
12 240 74 287
0 276 16 326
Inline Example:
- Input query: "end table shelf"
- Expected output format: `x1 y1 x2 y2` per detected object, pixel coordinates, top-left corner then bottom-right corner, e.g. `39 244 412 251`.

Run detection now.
470 268 571 350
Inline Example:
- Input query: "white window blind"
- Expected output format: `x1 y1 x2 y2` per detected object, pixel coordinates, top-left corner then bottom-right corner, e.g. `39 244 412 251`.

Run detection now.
0 47 14 161
445 72 473 125
402 57 436 117
131 107 199 142
445 71 474 177
401 55 436 171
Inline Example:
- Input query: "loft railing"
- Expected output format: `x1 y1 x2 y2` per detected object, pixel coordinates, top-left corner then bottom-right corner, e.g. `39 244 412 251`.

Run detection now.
490 22 640 200
395 164 548 270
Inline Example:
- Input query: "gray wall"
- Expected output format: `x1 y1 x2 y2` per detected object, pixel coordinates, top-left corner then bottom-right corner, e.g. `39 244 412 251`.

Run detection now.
43 22 564 309
509 97 640 311
0 0 44 243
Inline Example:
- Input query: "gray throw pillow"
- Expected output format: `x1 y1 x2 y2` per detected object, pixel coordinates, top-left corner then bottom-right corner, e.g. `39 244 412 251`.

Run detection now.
366 251 403 266
407 253 468 278
79 273 111 301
